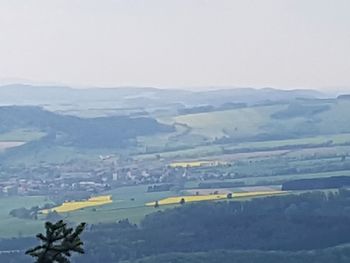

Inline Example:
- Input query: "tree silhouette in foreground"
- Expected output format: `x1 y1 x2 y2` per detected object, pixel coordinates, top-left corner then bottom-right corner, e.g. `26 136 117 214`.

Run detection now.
26 220 86 263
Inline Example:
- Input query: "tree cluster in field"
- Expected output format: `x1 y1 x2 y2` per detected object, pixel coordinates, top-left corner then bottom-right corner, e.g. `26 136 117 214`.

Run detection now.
9 206 40 220
9 203 56 220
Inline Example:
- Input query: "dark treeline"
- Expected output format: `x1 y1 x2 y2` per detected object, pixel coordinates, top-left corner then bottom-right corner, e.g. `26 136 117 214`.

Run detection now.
178 103 247 115
147 184 174 192
197 181 245 189
128 247 350 263
282 176 350 191
2 189 350 263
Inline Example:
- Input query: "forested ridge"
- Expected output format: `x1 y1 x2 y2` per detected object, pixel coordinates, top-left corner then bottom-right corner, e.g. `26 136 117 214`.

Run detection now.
0 106 172 149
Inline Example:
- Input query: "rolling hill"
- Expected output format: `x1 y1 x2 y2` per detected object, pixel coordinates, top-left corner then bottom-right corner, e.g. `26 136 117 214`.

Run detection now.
0 106 173 151
173 98 350 143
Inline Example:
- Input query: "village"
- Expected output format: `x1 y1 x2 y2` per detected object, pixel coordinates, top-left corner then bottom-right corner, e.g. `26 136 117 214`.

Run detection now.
0 158 226 198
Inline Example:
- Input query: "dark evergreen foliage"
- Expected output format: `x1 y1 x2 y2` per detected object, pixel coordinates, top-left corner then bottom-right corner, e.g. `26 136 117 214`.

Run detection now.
25 220 86 263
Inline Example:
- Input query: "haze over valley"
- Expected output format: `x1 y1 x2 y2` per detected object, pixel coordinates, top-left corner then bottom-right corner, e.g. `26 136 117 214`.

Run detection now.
1 1 350 262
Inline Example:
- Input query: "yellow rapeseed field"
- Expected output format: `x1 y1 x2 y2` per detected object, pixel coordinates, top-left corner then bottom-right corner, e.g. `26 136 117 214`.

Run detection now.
146 194 227 206
41 195 112 214
232 191 284 198
146 191 285 206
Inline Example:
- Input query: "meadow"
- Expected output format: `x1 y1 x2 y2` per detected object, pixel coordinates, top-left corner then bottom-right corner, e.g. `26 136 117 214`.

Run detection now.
134 132 350 164
0 129 45 142
0 129 45 152
0 185 171 238
0 196 51 238
0 141 26 152
174 105 282 139
184 170 350 189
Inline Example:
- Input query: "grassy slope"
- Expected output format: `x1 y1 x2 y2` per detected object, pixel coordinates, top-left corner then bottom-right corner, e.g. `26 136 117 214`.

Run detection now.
0 129 46 152
0 129 45 142
174 105 282 139
172 100 350 141
316 100 350 134
2 146 117 165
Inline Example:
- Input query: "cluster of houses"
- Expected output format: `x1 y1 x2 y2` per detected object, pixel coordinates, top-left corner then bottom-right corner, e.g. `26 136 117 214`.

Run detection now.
0 158 229 197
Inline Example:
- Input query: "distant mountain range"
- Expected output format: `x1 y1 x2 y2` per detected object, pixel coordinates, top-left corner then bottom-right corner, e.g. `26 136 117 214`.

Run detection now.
0 84 326 109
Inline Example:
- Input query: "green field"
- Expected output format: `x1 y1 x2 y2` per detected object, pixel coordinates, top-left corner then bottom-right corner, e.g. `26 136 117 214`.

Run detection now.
0 185 176 238
136 123 206 153
134 135 350 165
233 133 350 149
0 196 51 238
61 185 175 224
0 129 45 142
174 105 282 139
170 100 350 147
0 145 123 166
185 170 350 189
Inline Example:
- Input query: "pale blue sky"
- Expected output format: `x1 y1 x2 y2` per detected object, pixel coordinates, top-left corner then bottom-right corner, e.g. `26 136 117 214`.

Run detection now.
0 0 349 90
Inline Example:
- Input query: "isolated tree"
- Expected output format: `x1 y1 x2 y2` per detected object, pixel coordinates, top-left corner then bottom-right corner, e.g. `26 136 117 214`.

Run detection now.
180 198 185 205
26 220 86 263
154 200 159 208
227 193 233 199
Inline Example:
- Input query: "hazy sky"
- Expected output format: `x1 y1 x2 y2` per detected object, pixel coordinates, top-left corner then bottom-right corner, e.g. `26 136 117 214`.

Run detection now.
0 0 349 90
